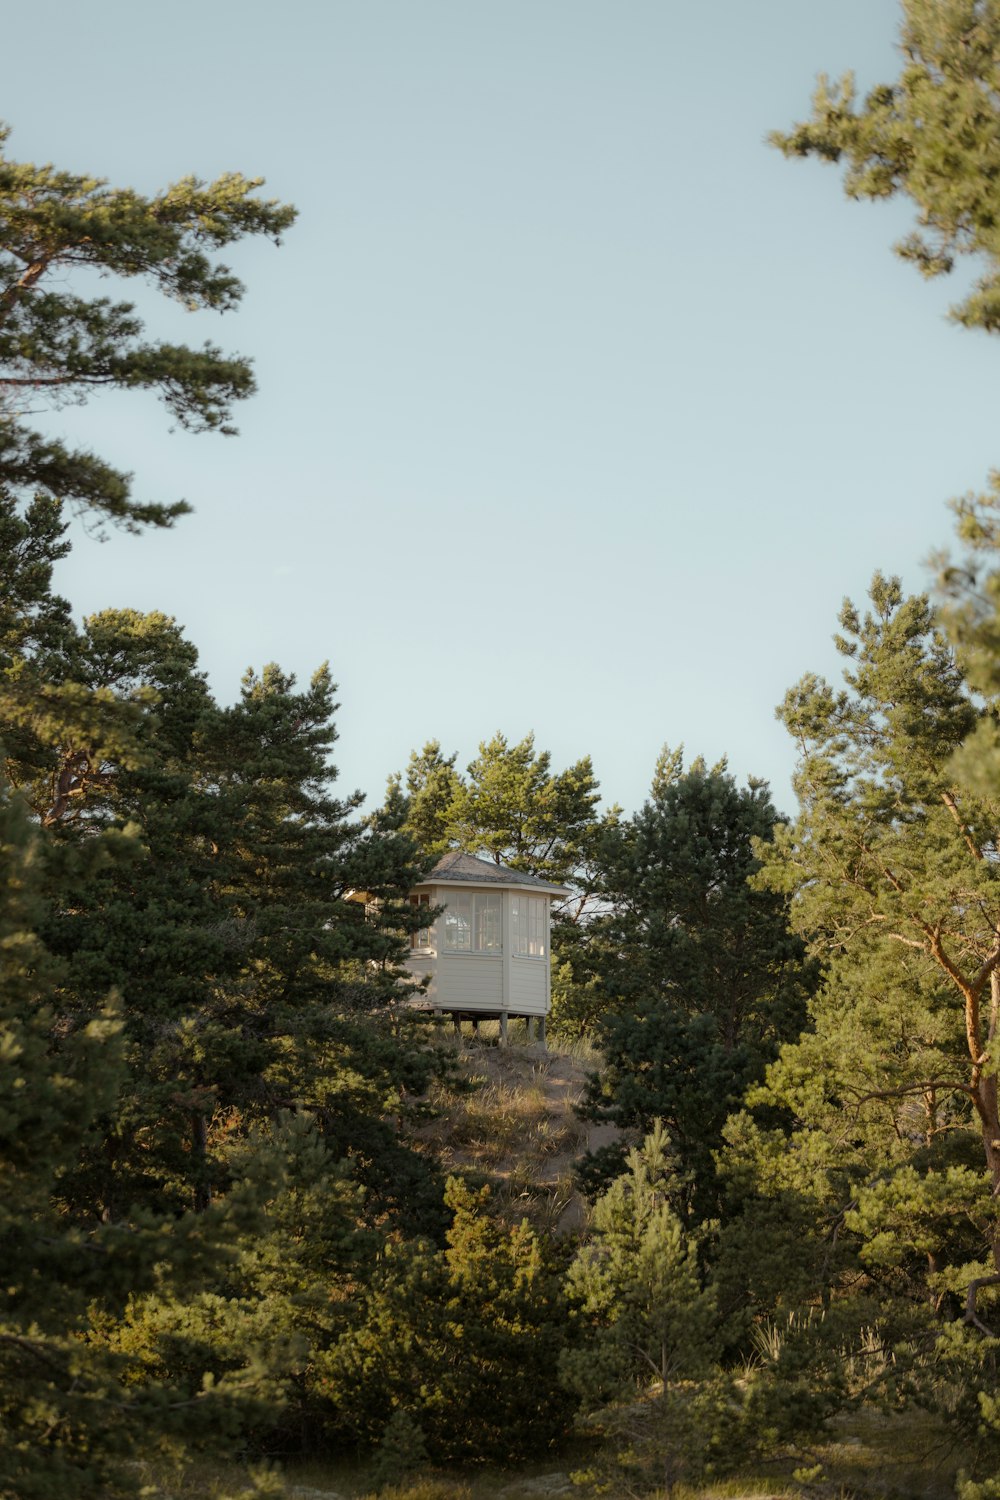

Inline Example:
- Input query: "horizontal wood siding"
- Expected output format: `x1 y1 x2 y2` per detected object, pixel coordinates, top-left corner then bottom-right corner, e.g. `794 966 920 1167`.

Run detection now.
510 958 547 1014
437 954 503 1010
401 952 437 1001
401 881 556 1016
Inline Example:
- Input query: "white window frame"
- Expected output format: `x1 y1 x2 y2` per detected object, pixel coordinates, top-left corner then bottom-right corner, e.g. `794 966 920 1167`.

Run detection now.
511 895 547 958
410 892 431 950
443 890 502 953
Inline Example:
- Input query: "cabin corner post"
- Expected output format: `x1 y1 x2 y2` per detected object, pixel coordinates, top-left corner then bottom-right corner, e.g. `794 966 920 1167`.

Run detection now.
501 888 513 1017
500 887 513 1048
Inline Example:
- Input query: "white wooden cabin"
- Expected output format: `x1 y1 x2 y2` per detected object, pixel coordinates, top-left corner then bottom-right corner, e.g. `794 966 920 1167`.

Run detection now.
402 851 566 1043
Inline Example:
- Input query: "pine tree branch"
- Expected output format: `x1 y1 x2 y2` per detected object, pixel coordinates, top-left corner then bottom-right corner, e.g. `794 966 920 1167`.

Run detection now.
0 374 117 388
0 256 52 322
941 789 983 862
970 936 1000 1001
0 1332 67 1373
849 1079 977 1107
924 924 994 1082
882 928 930 951
964 1272 1000 1336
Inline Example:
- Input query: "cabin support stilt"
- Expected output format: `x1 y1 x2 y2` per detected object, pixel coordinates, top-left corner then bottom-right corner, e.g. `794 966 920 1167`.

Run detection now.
500 1011 509 1047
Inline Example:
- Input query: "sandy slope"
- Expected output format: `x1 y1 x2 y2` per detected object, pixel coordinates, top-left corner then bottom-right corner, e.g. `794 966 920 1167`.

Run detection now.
419 1034 625 1233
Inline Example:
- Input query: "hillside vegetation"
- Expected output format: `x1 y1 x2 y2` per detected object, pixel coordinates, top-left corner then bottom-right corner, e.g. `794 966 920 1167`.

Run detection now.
10 10 1000 1492
416 1027 613 1234
128 1033 969 1500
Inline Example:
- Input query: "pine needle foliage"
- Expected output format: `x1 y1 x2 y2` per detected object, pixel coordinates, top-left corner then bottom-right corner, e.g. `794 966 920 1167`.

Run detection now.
772 0 1000 335
0 122 294 528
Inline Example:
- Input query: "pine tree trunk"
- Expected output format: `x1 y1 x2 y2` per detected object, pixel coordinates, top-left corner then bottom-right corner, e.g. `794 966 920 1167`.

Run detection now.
192 1111 212 1211
979 1077 1000 1273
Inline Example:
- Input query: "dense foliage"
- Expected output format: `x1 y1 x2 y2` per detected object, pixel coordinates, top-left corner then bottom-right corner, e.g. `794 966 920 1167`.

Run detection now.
14 7 1000 1490
771 0 1000 334
571 752 812 1211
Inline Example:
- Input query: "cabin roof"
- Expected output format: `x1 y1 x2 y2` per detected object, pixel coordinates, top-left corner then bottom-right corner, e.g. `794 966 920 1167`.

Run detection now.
415 850 568 896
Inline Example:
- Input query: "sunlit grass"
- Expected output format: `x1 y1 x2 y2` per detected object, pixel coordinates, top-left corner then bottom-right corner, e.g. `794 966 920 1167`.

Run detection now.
415 1027 598 1231
138 1407 966 1500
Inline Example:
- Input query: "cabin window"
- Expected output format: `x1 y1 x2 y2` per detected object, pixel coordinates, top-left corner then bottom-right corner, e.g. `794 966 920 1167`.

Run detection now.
512 895 547 958
410 892 431 948
443 891 501 953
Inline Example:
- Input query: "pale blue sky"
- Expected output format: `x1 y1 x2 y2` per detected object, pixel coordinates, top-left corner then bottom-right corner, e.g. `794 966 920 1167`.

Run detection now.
5 1 997 816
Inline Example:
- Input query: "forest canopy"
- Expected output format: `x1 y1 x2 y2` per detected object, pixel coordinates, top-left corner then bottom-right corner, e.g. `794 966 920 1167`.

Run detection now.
9 6 1000 1493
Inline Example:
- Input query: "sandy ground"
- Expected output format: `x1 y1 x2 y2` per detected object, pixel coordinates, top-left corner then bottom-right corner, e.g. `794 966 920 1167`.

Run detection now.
421 1035 625 1233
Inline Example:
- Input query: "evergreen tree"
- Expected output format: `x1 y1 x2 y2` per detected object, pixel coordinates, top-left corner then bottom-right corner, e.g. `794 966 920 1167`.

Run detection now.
370 1410 429 1491
743 574 1000 1334
0 491 153 836
0 769 265 1498
98 1111 374 1461
320 1179 574 1463
185 661 447 1229
563 1122 719 1397
450 731 606 885
769 0 1000 1377
0 122 446 1493
386 731 614 889
0 464 455 1469
383 740 463 866
937 474 1000 792
562 1124 731 1496
0 771 127 1498
577 751 811 1211
773 0 1000 335
0 123 294 528
21 632 448 1229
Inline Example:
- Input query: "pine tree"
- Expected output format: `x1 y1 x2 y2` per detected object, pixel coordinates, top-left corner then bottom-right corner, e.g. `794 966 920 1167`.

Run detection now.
386 731 615 889
0 769 257 1498
24 636 448 1230
450 731 606 885
563 1123 718 1394
370 1410 429 1491
772 0 1000 335
562 1124 729 1496
577 751 811 1211
0 123 294 529
0 771 128 1498
383 740 463 866
743 574 1000 1332
319 1179 574 1463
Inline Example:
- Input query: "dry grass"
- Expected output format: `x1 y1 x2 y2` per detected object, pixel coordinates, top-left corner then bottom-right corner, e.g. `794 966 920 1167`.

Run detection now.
415 1026 600 1231
814 1405 962 1500
139 1408 966 1500
448 1079 579 1164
